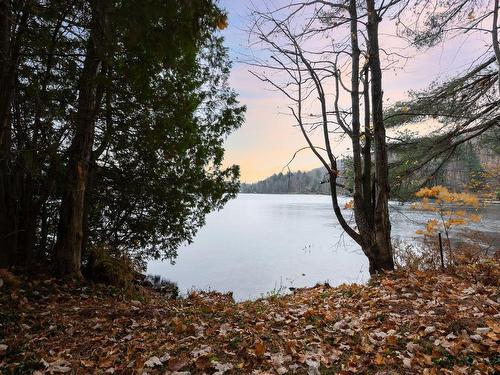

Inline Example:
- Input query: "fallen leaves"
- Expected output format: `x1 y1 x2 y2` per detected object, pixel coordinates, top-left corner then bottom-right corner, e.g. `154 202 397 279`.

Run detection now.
1 262 499 374
167 353 190 372
213 361 233 374
374 353 385 365
40 359 72 373
255 341 266 357
144 356 162 368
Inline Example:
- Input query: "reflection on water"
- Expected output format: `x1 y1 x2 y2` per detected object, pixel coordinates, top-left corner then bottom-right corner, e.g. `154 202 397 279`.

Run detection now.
147 194 499 301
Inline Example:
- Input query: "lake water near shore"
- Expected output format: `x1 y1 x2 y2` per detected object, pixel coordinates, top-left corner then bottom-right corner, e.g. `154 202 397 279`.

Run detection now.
147 194 499 301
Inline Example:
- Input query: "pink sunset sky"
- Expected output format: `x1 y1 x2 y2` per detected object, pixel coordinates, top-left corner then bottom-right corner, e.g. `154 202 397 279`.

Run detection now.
218 0 489 183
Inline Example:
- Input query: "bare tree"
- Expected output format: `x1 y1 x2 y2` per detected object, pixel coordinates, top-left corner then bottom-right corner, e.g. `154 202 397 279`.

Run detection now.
249 0 400 274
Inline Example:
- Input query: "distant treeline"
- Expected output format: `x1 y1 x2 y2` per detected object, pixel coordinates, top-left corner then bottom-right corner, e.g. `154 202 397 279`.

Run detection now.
241 131 500 198
240 167 341 195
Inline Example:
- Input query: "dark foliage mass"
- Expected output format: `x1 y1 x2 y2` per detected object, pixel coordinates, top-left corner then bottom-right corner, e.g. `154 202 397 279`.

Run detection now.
0 0 245 277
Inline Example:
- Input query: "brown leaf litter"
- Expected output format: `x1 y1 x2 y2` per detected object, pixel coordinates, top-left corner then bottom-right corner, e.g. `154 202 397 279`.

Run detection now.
1 262 499 374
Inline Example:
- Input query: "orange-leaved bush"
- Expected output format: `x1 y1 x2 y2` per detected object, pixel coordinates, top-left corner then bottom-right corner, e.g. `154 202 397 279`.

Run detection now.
411 186 481 258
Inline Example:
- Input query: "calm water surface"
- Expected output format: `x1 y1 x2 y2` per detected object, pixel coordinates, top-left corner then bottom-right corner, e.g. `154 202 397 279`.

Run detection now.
147 194 499 301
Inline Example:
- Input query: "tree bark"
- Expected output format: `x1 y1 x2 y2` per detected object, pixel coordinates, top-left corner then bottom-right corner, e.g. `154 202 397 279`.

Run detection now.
349 0 371 241
0 0 14 266
0 0 12 147
0 1 28 267
55 0 106 278
493 0 500 93
17 174 35 267
362 67 373 226
365 243 394 274
365 0 394 273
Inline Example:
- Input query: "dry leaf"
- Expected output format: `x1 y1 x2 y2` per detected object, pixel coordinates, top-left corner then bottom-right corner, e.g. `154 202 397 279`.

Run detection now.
255 341 265 357
374 353 385 365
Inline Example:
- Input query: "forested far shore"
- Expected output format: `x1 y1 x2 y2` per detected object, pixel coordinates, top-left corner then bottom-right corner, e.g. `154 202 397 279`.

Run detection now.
242 132 500 200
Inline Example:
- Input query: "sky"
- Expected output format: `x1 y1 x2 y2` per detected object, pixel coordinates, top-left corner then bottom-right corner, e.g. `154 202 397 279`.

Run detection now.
217 0 489 183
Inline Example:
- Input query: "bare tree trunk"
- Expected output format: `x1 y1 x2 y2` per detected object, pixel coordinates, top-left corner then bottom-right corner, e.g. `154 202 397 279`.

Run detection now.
366 0 394 273
55 0 106 278
0 1 28 267
349 0 371 242
0 139 17 267
362 67 373 226
0 0 12 147
18 174 35 267
0 0 13 266
493 0 500 93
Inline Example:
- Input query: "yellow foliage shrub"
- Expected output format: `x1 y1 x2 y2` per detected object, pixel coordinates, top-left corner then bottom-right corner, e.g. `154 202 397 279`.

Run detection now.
412 186 483 259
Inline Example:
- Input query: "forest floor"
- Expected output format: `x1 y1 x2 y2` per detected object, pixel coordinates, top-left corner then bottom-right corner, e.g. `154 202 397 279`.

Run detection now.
1 261 499 375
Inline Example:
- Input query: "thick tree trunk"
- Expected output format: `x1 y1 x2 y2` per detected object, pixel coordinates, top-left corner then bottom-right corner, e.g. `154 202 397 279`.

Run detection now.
362 68 373 226
0 0 21 267
17 175 35 267
55 1 106 278
493 0 500 93
0 0 12 266
56 161 87 277
0 160 17 267
341 0 393 274
366 0 394 273
0 0 13 147
365 243 394 274
349 0 367 233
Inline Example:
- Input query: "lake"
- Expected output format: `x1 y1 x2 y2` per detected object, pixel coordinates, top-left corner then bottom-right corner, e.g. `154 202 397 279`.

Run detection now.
147 193 499 301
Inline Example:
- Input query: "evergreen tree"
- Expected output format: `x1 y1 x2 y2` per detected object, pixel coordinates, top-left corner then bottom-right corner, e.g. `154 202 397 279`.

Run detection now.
0 0 245 277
